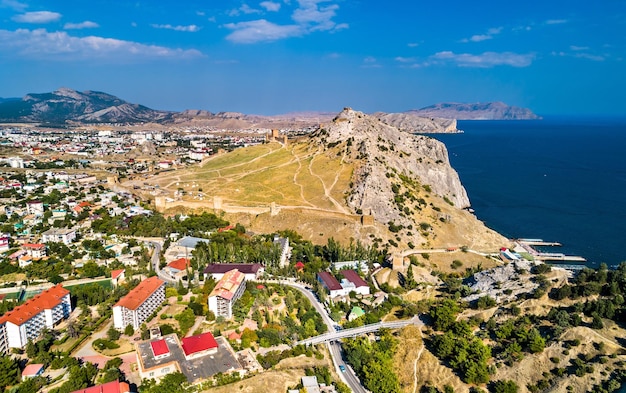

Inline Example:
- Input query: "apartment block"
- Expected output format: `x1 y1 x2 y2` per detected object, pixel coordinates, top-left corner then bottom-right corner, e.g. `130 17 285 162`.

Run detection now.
0 284 71 351
208 269 246 319
113 276 165 330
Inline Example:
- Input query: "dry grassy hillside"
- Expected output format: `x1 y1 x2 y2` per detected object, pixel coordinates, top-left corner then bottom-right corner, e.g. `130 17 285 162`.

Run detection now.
131 110 507 252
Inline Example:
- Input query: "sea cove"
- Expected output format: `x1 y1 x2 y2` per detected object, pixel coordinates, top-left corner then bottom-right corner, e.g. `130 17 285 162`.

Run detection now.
433 118 626 268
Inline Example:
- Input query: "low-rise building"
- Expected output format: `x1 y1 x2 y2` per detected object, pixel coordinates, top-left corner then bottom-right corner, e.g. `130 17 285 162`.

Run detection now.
21 364 45 381
113 276 165 330
0 284 72 350
208 269 246 319
41 227 76 245
165 257 190 278
340 270 370 296
203 263 264 282
21 243 46 259
317 272 344 298
70 380 132 393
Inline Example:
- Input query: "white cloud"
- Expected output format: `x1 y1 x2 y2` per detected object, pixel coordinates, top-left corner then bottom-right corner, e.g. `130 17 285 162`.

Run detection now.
545 19 567 25
224 19 302 43
0 28 203 60
260 1 281 12
429 51 535 68
13 11 62 24
552 50 605 62
225 0 347 43
462 26 502 43
394 56 416 63
570 45 589 51
229 4 262 16
407 42 419 48
0 0 27 11
151 24 201 32
64 21 99 30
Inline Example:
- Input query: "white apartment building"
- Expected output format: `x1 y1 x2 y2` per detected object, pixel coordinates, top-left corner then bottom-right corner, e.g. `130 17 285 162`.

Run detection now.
208 269 246 319
0 285 72 351
41 227 77 245
113 276 165 330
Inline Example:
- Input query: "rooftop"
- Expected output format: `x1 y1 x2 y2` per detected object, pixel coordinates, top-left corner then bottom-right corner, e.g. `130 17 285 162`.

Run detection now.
167 257 190 271
317 272 342 291
204 263 263 275
114 276 164 310
70 380 131 393
209 269 245 301
151 339 170 357
181 331 218 356
0 284 69 326
340 269 369 288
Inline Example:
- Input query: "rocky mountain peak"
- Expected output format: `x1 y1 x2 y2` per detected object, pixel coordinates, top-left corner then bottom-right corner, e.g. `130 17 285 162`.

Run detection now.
313 108 470 229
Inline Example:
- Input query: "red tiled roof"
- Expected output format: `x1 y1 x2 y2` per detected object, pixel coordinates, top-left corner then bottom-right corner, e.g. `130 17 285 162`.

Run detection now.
181 332 218 356
114 276 164 310
70 380 131 393
340 270 369 288
22 243 45 249
295 261 305 270
78 201 92 208
111 269 125 280
151 339 169 357
317 272 342 291
22 363 44 376
209 269 245 301
0 284 69 326
204 263 262 275
167 258 190 271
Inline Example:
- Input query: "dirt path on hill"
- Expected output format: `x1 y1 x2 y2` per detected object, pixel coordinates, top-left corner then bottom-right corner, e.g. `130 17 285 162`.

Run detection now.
308 148 349 214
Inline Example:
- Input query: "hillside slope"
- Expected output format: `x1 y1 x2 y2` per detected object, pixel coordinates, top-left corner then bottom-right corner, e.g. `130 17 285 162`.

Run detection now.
135 108 505 251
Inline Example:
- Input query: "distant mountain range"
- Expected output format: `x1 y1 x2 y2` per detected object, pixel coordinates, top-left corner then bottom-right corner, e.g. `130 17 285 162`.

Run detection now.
408 102 540 120
0 88 172 124
0 88 539 126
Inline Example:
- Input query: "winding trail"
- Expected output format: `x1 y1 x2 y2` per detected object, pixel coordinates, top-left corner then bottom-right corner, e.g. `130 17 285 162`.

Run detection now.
412 327 425 393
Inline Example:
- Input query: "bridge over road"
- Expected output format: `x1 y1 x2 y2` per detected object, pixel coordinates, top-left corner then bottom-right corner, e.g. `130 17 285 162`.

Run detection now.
295 315 423 346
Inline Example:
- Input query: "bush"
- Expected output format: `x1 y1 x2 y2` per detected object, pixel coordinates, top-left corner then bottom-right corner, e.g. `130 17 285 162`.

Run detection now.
93 339 120 351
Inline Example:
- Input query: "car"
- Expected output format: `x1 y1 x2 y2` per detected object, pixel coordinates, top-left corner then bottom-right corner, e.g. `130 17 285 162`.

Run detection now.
339 365 346 372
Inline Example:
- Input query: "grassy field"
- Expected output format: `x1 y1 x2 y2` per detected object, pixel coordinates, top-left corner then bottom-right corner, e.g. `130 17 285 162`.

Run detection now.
151 141 353 213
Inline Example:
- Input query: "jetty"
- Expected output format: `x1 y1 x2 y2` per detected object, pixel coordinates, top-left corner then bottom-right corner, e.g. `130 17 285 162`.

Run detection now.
516 239 586 264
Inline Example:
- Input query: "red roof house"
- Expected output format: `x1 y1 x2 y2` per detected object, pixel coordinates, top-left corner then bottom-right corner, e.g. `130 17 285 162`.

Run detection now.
150 339 170 359
21 363 44 380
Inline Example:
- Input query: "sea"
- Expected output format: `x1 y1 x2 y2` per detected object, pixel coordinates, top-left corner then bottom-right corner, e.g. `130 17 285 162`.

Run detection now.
431 117 626 269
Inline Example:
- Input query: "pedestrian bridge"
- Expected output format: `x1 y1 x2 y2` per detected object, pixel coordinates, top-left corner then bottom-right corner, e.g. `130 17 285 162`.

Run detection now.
295 315 422 346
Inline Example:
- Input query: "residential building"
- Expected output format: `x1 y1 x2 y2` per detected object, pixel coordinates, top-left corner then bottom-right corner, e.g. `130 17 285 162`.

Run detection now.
208 269 246 319
203 263 264 281
21 243 46 259
0 233 9 252
111 269 125 287
332 260 369 274
41 227 76 245
21 364 45 381
317 272 344 298
0 284 72 350
340 270 370 296
165 257 190 278
113 277 165 330
0 322 8 355
26 201 44 217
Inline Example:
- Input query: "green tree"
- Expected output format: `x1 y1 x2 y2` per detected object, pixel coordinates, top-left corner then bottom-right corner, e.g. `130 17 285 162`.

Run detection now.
0 356 19 391
124 324 135 336
489 380 519 393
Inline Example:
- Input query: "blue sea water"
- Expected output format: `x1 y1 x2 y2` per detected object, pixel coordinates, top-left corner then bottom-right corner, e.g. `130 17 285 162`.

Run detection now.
431 118 626 268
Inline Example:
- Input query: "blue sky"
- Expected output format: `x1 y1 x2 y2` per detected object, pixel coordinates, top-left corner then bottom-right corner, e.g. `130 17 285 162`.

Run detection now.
0 0 624 116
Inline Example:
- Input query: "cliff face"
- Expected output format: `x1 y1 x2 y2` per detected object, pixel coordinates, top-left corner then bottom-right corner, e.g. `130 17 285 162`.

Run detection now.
315 108 469 228
374 112 458 133
409 102 540 120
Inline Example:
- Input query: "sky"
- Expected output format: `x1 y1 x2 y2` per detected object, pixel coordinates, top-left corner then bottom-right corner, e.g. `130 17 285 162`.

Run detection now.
0 0 625 116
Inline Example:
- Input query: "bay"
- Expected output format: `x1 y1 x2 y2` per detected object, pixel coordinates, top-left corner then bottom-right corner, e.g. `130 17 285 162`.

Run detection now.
431 118 626 268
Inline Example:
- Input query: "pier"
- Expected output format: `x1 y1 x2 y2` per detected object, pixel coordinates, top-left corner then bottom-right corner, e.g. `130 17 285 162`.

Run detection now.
514 239 586 264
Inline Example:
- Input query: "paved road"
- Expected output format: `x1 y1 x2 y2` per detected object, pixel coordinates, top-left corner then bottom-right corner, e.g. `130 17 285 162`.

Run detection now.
140 239 177 284
328 341 368 393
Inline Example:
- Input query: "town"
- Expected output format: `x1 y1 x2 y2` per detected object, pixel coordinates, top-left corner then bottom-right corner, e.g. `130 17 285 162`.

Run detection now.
0 125 405 393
